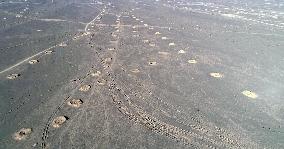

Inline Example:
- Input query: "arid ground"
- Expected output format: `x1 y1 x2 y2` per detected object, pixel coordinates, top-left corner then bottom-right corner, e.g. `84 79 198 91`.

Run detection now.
0 0 284 148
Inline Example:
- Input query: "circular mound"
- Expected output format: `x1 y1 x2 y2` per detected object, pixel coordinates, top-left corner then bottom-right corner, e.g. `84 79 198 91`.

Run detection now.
45 50 54 54
7 74 20 80
242 90 258 99
142 39 149 43
91 71 101 77
13 128 32 141
188 59 197 64
97 79 106 85
52 116 68 128
130 69 140 73
149 61 157 66
155 32 161 35
210 73 223 78
28 60 39 64
108 48 116 51
158 51 169 56
104 58 113 63
178 50 186 54
59 43 67 47
79 85 91 92
67 99 83 108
